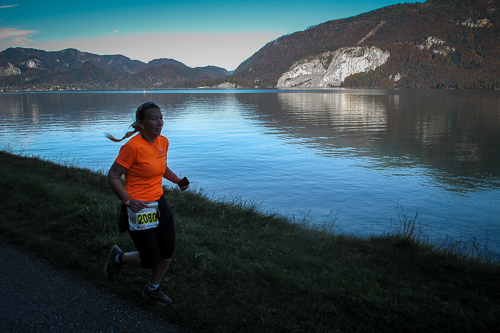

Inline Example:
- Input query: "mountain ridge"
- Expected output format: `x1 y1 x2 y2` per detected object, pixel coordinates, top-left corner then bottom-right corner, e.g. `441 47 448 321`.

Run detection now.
0 47 230 90
1 0 499 90
229 0 500 89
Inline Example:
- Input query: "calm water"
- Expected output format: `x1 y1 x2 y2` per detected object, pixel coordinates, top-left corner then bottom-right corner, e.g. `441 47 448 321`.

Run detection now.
1 89 499 253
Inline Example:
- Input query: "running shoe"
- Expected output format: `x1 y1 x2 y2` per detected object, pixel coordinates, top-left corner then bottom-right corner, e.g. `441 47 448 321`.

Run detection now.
142 285 172 306
105 244 122 282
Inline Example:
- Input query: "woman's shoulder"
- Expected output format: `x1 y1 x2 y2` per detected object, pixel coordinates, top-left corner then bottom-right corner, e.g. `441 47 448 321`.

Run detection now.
119 133 142 151
158 135 169 146
121 133 139 145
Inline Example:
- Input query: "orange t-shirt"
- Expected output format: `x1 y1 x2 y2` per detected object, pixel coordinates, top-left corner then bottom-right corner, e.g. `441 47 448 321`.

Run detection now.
115 134 169 202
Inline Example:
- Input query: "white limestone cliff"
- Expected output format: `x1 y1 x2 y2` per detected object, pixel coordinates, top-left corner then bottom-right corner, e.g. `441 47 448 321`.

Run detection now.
277 46 390 88
417 37 455 55
459 18 492 28
0 59 44 76
24 59 43 69
0 62 21 76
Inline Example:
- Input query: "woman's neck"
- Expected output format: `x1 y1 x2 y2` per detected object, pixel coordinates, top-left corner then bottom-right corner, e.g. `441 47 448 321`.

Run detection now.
140 132 157 143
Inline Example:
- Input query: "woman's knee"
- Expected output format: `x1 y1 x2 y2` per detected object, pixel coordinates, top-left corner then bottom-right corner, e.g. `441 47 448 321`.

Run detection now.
161 257 171 264
157 258 171 269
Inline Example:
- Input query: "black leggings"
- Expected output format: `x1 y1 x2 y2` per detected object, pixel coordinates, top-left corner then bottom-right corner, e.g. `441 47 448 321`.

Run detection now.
120 196 175 269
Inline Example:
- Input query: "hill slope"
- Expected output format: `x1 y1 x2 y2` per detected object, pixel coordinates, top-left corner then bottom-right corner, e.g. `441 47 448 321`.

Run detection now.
0 47 146 74
0 48 230 90
231 0 500 88
118 64 231 89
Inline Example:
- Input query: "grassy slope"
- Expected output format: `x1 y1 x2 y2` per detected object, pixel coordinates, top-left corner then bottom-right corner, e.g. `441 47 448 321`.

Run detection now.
1 151 499 332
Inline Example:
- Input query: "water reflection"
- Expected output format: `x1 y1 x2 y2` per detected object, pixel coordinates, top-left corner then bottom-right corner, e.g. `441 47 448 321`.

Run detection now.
235 90 500 191
1 90 499 252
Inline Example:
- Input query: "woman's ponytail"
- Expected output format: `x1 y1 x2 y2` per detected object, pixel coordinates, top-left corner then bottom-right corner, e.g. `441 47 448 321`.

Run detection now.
105 122 141 142
105 102 159 142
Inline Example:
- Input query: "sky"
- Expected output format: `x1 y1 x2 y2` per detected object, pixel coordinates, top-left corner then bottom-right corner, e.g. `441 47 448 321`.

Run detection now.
0 1 425 71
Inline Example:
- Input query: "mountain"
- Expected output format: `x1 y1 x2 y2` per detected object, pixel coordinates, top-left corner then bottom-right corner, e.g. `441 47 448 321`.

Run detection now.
230 0 500 89
0 48 230 90
1 0 498 90
118 64 231 89
0 60 127 90
0 47 145 74
143 58 188 71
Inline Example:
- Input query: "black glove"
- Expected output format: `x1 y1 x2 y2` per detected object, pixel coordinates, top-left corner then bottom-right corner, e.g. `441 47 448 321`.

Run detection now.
178 177 190 189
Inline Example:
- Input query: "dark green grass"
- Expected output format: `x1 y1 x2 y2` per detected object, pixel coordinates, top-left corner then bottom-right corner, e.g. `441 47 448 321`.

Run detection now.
1 151 499 332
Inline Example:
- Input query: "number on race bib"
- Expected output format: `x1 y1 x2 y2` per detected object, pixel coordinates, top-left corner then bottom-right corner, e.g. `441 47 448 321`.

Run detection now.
127 202 159 231
137 212 158 225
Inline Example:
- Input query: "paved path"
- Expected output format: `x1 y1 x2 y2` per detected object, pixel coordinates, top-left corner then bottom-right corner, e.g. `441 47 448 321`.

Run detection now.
0 237 185 333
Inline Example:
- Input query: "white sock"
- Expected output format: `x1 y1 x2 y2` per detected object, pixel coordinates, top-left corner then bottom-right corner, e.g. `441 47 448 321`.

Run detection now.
148 282 159 291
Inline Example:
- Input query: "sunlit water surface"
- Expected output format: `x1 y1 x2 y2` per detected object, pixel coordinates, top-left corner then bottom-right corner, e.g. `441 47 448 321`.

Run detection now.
1 89 499 253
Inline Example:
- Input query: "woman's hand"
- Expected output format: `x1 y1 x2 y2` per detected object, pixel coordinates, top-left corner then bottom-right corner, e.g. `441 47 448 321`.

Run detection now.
126 199 149 212
177 177 190 191
163 166 190 191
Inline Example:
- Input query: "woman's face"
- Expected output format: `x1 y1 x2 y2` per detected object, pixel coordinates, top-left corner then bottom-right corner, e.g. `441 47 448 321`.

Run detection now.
140 107 164 141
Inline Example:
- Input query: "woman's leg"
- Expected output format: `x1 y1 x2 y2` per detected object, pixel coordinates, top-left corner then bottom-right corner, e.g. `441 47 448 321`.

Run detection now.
128 228 161 269
149 197 176 283
150 258 172 285
149 205 176 283
121 251 141 267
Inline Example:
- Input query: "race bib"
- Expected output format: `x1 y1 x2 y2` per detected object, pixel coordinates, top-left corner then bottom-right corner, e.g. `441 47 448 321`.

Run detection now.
127 201 159 231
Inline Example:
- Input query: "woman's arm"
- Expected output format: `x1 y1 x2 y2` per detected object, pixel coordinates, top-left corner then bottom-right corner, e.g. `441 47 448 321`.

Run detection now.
107 161 147 212
163 166 189 191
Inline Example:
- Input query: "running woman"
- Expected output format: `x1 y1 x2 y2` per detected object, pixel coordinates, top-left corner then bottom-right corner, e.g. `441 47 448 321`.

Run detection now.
105 101 189 305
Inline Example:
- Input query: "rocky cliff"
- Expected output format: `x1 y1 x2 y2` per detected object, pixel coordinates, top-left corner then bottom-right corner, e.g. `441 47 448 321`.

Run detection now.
277 46 390 88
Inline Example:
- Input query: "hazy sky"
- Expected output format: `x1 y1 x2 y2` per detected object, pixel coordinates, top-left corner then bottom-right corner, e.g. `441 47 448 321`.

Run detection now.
0 1 425 70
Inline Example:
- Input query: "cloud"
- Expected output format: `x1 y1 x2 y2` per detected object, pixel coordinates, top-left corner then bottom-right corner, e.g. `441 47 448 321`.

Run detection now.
0 28 37 48
0 5 19 8
111 30 120 34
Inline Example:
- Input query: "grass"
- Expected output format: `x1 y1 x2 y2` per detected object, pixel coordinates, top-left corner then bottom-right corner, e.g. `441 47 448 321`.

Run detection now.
1 150 499 332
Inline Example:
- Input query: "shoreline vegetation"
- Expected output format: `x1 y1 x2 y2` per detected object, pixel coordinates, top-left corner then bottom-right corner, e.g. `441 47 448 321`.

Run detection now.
1 150 499 332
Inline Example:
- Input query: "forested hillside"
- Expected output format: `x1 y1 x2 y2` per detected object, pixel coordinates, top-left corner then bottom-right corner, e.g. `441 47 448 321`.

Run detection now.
0 48 230 91
230 0 500 89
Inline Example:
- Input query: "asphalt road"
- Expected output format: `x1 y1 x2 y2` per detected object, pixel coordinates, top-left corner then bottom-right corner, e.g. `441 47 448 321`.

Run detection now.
0 237 185 333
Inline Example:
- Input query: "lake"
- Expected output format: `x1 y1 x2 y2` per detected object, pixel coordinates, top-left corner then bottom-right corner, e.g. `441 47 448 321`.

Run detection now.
1 89 499 253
